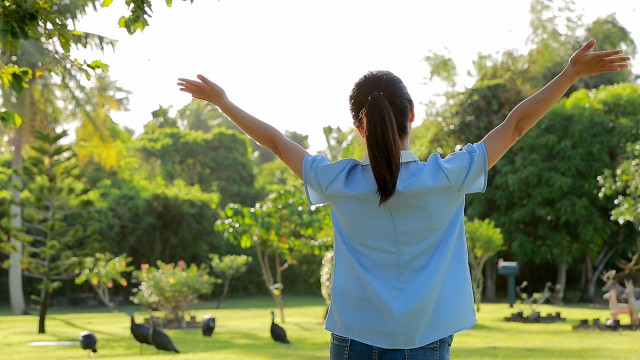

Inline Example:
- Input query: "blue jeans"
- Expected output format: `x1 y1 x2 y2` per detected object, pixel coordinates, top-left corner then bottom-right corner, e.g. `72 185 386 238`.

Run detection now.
329 333 453 360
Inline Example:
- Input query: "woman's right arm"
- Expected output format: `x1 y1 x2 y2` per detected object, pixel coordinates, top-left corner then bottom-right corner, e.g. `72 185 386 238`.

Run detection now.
178 74 309 180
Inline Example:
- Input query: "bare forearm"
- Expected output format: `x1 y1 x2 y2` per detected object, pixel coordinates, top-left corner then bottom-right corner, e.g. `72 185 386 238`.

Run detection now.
217 98 282 153
505 68 578 139
481 69 577 169
217 98 307 180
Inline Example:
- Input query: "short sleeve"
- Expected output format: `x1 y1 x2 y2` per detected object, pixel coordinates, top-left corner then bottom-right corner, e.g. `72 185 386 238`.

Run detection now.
439 142 488 194
302 154 333 205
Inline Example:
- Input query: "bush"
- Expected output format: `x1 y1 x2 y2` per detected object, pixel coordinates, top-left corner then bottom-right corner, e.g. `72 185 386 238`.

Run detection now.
130 260 217 323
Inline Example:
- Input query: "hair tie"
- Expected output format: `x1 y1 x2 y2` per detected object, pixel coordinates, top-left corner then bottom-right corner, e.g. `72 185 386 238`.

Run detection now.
368 91 383 100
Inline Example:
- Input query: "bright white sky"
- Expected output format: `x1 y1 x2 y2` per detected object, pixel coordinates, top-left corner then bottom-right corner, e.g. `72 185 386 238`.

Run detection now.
76 0 639 152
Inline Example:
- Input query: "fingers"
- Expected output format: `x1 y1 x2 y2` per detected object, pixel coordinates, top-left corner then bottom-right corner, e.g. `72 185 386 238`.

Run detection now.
197 74 210 83
578 39 597 54
594 49 625 58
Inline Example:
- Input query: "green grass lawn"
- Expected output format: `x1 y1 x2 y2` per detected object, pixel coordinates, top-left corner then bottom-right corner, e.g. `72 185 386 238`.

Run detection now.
0 297 638 359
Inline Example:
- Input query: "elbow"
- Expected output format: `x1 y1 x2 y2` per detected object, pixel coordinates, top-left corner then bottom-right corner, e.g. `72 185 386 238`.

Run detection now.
513 126 525 141
509 117 527 142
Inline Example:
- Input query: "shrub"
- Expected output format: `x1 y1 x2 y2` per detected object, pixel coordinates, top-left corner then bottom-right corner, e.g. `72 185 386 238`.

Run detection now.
130 260 217 323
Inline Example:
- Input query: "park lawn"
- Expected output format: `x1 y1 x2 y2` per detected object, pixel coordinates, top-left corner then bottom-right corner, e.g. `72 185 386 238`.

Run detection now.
0 297 638 360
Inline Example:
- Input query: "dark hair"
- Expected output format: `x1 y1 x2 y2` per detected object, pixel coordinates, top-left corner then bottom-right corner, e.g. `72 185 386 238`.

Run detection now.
349 71 413 205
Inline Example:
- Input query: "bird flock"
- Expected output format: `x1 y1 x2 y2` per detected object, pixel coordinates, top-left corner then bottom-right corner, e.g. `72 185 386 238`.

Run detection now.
79 309 290 355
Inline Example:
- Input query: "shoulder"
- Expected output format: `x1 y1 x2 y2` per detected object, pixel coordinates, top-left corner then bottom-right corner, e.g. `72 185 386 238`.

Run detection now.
303 154 361 172
426 142 488 193
302 154 364 205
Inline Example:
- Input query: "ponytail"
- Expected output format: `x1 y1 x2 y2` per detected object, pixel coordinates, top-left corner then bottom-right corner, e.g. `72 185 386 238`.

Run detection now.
363 94 400 205
349 71 412 206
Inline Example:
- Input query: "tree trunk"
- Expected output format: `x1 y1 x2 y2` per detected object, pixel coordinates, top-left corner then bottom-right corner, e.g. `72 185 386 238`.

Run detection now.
579 230 620 303
580 253 594 303
484 260 497 301
553 263 567 303
255 242 285 323
38 290 51 334
275 250 285 323
216 278 231 309
9 131 26 315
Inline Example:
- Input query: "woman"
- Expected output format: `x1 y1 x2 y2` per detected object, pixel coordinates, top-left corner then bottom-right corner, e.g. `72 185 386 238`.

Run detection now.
178 39 628 359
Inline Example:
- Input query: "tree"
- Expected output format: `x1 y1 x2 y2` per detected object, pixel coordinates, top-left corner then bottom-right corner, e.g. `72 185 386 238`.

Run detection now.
253 130 313 195
216 185 330 322
494 84 640 302
136 127 261 206
465 218 504 311
209 254 252 309
0 0 198 316
74 252 133 312
92 175 222 265
174 99 279 165
420 3 638 302
599 140 640 266
19 129 97 333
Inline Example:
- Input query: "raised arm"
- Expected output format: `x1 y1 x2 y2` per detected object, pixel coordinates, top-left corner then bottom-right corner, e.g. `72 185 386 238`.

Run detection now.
482 39 630 169
177 74 309 180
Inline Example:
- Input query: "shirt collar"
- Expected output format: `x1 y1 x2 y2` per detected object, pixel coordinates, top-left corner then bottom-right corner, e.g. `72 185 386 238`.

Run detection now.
361 150 419 165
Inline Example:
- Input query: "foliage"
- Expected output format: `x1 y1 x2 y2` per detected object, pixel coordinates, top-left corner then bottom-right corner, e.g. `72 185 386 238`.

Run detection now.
599 141 640 231
74 252 133 312
18 129 98 333
209 254 252 308
0 109 22 129
130 260 216 323
494 84 640 265
0 0 197 90
423 51 458 88
91 174 222 265
322 125 366 161
465 217 504 311
216 184 331 322
319 250 334 306
424 4 638 303
253 158 299 195
73 74 131 170
0 154 11 254
0 0 199 316
136 127 260 206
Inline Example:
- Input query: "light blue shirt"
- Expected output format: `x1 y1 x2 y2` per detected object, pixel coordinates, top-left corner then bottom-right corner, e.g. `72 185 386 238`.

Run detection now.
303 142 488 349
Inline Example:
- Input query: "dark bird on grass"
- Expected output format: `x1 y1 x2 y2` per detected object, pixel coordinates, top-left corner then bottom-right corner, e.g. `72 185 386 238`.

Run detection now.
202 314 216 337
126 310 153 353
79 330 97 355
270 310 290 344
150 316 180 353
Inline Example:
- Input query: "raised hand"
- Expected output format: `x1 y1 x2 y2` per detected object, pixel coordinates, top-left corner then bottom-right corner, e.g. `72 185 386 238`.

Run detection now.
177 74 228 106
566 39 630 79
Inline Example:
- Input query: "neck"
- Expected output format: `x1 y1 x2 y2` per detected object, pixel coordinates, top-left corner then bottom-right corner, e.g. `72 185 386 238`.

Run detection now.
399 137 410 151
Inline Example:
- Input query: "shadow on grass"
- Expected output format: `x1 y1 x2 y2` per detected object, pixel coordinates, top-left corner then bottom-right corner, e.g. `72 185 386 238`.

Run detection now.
111 329 326 358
